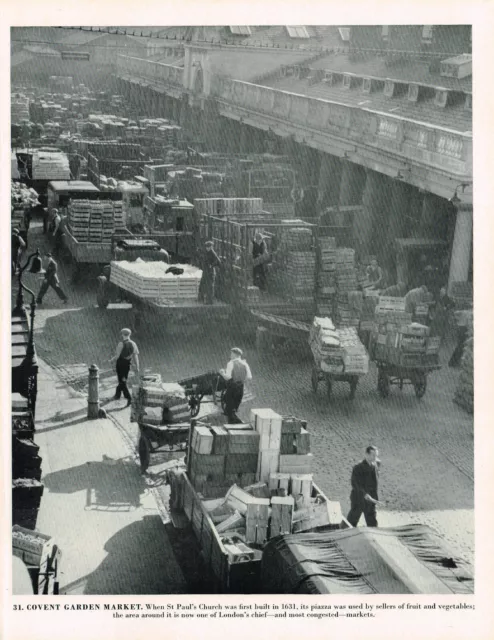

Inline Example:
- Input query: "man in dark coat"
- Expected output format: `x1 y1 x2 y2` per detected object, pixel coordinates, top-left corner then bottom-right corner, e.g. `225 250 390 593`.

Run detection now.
36 253 68 305
347 445 381 527
199 241 221 304
252 232 268 291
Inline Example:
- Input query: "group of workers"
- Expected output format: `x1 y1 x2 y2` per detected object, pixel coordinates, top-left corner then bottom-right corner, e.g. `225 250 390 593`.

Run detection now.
199 231 269 304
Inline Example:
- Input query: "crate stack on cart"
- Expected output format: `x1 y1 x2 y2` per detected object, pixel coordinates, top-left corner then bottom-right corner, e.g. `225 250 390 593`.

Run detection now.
176 410 342 571
131 380 190 425
315 236 337 317
276 228 316 305
334 248 361 328
309 316 369 375
195 198 263 219
369 297 440 367
67 199 125 243
109 260 203 306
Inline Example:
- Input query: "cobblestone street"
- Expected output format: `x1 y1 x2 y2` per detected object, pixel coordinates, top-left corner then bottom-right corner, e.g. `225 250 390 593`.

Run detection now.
21 223 474 566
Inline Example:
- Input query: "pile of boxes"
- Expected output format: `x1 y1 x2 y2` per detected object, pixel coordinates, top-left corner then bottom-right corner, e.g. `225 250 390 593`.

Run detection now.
370 297 439 366
334 248 360 328
283 251 316 304
130 379 190 425
309 316 369 375
11 94 30 123
31 151 71 181
316 236 337 317
187 410 339 552
109 260 203 303
194 198 263 217
12 395 43 531
67 199 125 242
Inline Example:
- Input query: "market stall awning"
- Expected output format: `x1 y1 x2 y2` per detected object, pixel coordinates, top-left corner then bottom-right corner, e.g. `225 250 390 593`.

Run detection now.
261 524 474 595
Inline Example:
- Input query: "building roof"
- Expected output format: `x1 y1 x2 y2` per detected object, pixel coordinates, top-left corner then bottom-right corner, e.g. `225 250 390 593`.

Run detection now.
210 49 319 82
262 73 472 133
308 52 472 91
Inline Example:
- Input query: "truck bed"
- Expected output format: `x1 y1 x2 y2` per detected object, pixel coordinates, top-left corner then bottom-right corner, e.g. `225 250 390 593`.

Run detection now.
64 227 132 264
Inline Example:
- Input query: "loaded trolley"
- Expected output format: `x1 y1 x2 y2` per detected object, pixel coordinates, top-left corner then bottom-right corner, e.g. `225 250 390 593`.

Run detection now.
137 371 228 472
371 336 442 399
311 358 361 401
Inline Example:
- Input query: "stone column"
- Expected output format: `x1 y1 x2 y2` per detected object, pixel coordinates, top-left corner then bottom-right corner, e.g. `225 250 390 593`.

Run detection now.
384 180 412 279
448 203 473 293
317 153 343 210
339 161 366 206
358 170 389 259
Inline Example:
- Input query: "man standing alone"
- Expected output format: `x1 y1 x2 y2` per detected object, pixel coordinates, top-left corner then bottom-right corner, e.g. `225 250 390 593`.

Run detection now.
110 328 140 406
221 347 252 423
347 445 381 527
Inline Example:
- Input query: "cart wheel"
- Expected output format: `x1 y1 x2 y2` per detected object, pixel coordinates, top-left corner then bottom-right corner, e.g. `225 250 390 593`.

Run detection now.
349 378 358 400
96 281 109 309
311 366 319 393
377 370 390 398
414 375 427 399
326 377 332 401
138 434 151 473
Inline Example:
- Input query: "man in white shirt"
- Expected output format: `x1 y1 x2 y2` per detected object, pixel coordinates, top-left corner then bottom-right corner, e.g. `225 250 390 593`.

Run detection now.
220 347 252 422
109 328 140 406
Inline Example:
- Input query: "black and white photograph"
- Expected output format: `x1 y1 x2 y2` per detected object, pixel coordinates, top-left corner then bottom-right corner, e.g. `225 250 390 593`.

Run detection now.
9 22 478 601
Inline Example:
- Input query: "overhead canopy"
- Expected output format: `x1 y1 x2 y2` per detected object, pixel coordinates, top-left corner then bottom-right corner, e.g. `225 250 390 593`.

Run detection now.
261 524 474 595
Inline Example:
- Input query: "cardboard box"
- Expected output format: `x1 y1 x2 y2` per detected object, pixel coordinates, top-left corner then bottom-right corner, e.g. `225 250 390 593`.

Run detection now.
211 426 229 455
280 433 295 455
250 409 282 451
223 541 255 564
191 453 225 479
290 473 313 507
257 450 280 484
295 428 310 455
281 416 303 435
270 496 294 537
245 499 270 544
191 426 214 455
225 454 258 474
292 500 331 533
228 430 260 455
279 453 313 475
268 472 290 494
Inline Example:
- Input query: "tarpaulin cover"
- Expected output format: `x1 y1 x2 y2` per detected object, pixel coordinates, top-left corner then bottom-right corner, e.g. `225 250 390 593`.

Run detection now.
261 524 474 595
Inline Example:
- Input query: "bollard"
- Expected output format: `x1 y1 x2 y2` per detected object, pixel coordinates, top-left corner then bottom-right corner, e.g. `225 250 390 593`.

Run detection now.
87 364 100 420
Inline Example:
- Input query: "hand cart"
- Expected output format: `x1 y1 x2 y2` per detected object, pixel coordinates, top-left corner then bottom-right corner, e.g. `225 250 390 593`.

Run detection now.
137 371 228 472
179 370 228 418
311 358 361 401
374 361 441 399
138 422 191 473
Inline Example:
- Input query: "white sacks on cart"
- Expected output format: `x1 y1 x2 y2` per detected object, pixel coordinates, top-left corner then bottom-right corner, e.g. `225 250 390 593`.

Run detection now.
109 259 203 304
309 317 369 375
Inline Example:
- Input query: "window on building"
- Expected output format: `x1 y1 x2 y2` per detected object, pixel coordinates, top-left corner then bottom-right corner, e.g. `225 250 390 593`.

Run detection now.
338 27 350 42
382 26 389 41
286 26 310 39
422 25 434 42
229 26 252 36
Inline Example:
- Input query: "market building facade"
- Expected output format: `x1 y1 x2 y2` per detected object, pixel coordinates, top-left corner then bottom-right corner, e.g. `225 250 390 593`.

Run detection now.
114 25 472 294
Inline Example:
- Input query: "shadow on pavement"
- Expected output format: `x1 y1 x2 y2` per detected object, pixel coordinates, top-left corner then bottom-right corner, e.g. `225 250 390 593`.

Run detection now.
43 455 144 509
82 515 188 594
36 415 92 434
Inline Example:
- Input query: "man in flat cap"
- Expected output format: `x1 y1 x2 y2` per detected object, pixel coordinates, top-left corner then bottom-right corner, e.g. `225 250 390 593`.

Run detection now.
221 347 252 422
109 328 140 406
